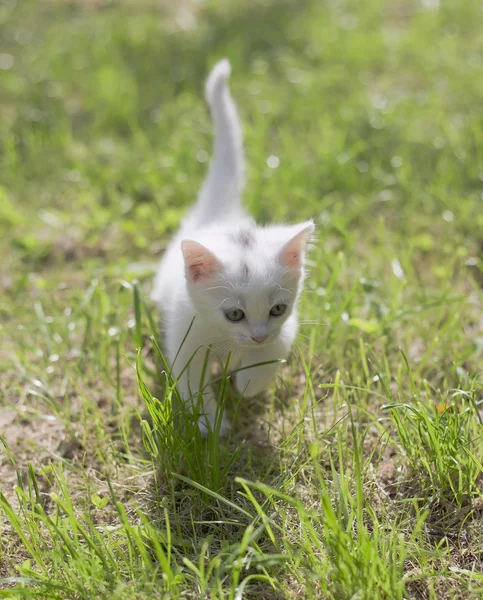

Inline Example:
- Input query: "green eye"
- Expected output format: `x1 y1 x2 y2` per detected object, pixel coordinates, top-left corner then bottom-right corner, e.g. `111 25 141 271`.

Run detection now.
225 308 245 322
270 303 286 317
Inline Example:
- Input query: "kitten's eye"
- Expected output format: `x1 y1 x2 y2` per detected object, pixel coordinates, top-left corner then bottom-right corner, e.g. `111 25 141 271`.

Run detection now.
270 303 287 317
225 308 245 322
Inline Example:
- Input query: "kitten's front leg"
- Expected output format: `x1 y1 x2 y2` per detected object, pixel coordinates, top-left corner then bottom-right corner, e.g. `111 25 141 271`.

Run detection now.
173 347 230 436
234 342 290 398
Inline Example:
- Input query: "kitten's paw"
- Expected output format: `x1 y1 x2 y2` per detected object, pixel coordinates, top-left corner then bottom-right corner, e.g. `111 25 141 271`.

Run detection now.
197 413 230 438
219 414 231 436
234 372 259 398
197 418 209 438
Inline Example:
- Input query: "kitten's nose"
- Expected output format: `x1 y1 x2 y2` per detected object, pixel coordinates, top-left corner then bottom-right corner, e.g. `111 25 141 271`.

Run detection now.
251 333 268 344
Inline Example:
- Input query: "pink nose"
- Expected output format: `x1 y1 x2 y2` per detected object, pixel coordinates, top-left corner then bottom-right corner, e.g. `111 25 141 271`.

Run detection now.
251 334 268 344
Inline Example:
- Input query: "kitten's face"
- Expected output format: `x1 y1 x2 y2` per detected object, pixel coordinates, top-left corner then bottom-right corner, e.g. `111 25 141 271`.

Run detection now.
181 221 314 348
200 271 299 347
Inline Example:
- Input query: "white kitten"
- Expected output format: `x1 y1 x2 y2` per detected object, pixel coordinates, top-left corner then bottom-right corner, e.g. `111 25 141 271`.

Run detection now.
151 59 314 435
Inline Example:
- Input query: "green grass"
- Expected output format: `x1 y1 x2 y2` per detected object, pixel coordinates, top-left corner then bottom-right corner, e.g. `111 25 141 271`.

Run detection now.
1 0 483 597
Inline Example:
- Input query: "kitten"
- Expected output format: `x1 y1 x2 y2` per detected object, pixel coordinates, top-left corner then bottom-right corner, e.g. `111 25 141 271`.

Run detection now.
151 59 314 435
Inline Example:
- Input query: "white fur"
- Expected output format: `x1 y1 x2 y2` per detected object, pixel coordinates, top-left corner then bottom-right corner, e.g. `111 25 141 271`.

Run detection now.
151 59 314 435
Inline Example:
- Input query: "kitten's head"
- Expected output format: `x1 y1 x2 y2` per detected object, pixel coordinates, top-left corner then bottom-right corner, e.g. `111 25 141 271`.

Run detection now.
181 221 314 347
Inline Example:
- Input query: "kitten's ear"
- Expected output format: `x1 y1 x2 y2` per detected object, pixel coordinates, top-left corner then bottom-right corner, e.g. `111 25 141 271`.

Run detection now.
181 239 221 283
278 221 315 272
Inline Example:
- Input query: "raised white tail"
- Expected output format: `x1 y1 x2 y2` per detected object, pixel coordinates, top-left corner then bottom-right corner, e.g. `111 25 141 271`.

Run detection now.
189 59 245 226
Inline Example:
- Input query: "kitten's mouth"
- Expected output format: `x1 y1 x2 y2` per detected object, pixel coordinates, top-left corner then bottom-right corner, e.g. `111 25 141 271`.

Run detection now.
236 339 272 348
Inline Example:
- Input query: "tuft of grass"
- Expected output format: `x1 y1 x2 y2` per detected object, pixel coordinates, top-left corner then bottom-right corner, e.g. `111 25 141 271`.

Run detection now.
384 369 483 508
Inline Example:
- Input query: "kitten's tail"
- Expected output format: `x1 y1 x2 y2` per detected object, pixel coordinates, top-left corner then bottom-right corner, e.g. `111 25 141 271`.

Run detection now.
190 59 244 226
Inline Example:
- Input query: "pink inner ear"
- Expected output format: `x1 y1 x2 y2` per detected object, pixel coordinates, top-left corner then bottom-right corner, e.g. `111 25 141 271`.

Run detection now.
181 239 220 283
281 239 302 268
279 223 314 270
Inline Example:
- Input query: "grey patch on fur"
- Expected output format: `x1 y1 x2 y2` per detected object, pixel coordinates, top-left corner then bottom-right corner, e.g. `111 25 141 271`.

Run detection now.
242 263 250 280
231 229 254 249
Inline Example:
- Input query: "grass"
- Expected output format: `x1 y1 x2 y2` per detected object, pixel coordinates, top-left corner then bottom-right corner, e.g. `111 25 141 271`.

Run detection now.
1 0 483 597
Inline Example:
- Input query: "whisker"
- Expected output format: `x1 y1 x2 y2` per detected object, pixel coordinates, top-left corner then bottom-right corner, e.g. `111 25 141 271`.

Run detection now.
280 266 298 279
215 298 231 309
293 339 310 351
201 285 232 293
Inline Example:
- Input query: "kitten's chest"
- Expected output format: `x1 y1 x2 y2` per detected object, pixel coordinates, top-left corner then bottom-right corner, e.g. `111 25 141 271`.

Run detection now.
212 343 243 371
